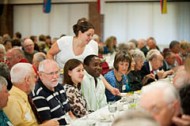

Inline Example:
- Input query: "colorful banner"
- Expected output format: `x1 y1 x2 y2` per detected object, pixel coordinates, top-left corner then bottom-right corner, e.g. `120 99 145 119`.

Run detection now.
160 0 167 14
43 0 51 13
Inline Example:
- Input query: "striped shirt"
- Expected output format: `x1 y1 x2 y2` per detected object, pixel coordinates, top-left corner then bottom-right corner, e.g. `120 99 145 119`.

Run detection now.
31 80 70 125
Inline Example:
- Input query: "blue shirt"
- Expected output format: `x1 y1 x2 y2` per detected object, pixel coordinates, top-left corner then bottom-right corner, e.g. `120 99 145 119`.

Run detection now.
104 70 130 102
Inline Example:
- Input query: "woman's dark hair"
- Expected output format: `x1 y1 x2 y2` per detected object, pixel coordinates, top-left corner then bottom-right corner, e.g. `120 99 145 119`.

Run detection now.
169 40 180 49
113 51 132 71
179 84 190 115
3 39 12 45
30 35 36 42
15 32 22 39
0 62 12 90
63 59 83 89
77 17 88 24
73 21 94 36
12 39 21 47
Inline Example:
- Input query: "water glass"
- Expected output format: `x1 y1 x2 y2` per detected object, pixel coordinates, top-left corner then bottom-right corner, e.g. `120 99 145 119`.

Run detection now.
117 102 124 111
108 101 117 113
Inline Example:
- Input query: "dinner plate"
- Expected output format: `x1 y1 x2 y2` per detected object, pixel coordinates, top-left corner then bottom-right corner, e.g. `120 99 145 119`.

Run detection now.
98 114 113 122
120 92 134 97
120 93 127 97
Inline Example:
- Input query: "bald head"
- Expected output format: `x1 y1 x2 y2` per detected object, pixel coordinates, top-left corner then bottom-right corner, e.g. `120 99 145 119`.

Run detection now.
23 38 34 54
137 39 146 49
6 47 25 69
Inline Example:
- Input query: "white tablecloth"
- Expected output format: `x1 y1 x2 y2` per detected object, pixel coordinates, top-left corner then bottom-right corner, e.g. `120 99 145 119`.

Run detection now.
70 92 141 126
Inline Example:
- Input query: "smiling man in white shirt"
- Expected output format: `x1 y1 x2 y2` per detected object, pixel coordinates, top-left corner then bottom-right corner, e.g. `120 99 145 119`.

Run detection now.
81 55 107 111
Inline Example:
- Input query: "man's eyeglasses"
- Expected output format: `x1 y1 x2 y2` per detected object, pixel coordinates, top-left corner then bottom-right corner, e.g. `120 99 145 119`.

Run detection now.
40 70 60 76
24 44 34 48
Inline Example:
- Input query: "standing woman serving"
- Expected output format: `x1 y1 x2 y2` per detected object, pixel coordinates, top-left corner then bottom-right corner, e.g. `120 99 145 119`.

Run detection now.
47 20 120 95
47 21 98 69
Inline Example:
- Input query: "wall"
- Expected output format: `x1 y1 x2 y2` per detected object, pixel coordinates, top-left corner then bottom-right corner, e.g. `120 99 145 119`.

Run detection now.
0 4 13 37
0 2 102 38
103 2 190 46
13 4 89 38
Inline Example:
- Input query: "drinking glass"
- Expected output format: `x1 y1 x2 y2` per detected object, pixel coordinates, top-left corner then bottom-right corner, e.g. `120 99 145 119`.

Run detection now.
108 101 117 113
108 101 117 120
117 102 124 111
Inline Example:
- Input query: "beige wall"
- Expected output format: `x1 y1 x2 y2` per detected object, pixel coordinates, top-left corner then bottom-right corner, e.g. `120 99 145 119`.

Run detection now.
0 2 103 38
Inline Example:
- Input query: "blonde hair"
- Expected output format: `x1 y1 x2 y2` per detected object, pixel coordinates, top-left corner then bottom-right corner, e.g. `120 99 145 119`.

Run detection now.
180 40 190 50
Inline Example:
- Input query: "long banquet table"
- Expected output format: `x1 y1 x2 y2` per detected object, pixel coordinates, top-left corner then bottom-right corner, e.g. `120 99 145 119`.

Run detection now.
69 91 141 126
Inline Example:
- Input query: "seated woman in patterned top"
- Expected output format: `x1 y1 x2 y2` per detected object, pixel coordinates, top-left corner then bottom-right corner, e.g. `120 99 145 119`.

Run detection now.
63 59 88 118
104 51 132 102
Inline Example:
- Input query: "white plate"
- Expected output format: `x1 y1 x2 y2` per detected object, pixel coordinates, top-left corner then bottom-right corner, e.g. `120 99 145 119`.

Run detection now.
98 114 112 122
120 93 127 97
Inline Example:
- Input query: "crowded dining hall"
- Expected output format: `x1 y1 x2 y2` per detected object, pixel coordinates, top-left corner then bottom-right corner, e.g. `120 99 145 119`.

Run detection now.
0 0 190 126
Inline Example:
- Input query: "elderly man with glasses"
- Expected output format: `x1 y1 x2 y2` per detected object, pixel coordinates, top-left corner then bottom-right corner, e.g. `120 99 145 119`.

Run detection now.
22 38 38 63
2 63 59 126
31 59 75 125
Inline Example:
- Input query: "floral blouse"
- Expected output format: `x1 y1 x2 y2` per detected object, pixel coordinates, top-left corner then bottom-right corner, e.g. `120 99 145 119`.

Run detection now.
64 84 88 118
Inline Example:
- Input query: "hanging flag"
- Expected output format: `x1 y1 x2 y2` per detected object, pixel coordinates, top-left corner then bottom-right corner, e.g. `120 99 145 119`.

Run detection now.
97 0 100 14
160 0 167 14
43 0 51 13
97 0 105 15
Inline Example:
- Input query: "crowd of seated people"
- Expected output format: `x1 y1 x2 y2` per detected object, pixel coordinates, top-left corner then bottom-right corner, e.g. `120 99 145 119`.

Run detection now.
1 17 190 126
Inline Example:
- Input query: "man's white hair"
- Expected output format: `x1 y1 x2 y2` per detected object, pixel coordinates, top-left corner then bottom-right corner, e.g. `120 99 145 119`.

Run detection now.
38 59 59 72
0 76 7 92
173 69 190 90
130 48 145 61
146 49 161 61
10 63 33 84
141 80 180 104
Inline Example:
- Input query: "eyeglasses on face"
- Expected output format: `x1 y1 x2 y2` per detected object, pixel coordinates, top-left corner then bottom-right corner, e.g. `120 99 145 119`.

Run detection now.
40 70 60 76
24 44 34 48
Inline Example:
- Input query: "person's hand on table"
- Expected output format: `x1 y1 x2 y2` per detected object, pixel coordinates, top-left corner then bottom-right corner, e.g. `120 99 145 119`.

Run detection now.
163 69 174 78
157 70 165 79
